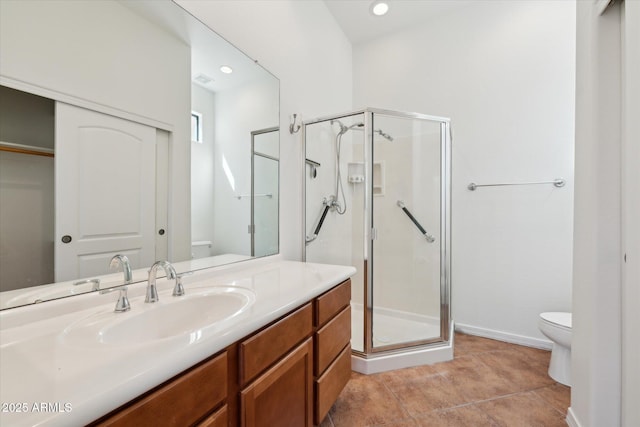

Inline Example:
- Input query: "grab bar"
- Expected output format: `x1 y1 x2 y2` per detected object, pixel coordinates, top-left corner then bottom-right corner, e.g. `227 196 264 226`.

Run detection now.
306 200 331 244
467 178 565 191
236 193 273 199
397 200 435 243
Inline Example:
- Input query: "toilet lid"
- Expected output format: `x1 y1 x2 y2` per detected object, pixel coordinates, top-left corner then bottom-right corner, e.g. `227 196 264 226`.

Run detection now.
540 312 572 328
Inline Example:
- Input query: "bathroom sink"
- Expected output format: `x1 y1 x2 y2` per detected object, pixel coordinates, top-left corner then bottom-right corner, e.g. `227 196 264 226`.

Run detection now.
61 287 255 347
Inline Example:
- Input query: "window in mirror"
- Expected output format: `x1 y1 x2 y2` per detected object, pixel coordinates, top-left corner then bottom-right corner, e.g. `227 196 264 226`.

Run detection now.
191 111 203 144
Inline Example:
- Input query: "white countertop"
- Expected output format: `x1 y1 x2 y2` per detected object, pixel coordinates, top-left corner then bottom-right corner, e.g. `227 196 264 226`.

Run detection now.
0 258 356 427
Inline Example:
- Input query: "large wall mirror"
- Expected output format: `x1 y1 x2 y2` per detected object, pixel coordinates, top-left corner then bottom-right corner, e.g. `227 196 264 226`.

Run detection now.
0 0 279 309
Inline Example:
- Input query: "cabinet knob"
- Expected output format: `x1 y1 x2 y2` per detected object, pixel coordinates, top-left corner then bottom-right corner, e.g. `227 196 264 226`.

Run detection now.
61 235 72 244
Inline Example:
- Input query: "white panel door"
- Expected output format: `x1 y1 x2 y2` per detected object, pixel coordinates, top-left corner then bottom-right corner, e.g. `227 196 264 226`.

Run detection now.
55 102 156 281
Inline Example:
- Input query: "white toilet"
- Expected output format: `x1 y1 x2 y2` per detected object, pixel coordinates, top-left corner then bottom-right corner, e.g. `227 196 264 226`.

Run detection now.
191 241 212 259
538 312 572 386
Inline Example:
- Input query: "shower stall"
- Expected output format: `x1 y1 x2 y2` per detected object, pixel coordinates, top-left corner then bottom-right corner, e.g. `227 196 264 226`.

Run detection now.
303 108 452 374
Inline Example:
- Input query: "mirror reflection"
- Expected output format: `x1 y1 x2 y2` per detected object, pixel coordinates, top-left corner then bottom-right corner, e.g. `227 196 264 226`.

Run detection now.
0 0 280 309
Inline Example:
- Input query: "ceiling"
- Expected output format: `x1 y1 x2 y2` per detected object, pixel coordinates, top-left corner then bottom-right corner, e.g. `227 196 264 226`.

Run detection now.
324 0 475 45
123 0 272 93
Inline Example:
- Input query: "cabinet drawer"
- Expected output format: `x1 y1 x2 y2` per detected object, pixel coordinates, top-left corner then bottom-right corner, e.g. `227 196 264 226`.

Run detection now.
315 306 351 376
314 279 351 327
314 345 351 425
240 303 313 386
96 351 227 427
197 405 227 427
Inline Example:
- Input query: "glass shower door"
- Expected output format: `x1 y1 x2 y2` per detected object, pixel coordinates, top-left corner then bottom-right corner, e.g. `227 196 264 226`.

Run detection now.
252 128 279 257
370 113 447 351
304 113 366 353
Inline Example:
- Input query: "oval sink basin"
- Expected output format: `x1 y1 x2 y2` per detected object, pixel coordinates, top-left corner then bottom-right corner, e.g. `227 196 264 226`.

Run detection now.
62 287 255 346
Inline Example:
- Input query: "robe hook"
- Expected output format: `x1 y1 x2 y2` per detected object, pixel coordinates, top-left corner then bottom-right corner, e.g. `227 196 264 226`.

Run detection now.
289 113 301 134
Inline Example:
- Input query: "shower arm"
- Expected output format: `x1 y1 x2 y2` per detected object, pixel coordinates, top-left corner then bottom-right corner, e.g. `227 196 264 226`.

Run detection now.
305 201 331 244
397 200 436 243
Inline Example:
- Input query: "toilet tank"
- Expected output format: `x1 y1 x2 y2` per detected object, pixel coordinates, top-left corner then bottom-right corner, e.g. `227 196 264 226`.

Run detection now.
191 241 212 259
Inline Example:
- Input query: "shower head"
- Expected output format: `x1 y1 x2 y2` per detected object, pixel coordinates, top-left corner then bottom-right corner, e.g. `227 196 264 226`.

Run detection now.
331 119 364 135
375 129 394 142
330 119 348 134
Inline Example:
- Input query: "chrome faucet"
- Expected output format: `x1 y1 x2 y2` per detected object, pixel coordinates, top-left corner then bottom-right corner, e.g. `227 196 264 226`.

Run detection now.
99 286 131 312
146 260 177 303
173 271 193 297
73 278 101 291
109 254 133 284
107 255 133 312
113 287 130 312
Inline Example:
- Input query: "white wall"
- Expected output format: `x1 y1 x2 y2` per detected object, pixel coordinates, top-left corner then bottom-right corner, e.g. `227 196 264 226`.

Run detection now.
352 0 576 346
175 0 353 261
191 84 217 249
621 2 640 424
571 0 640 425
571 1 621 424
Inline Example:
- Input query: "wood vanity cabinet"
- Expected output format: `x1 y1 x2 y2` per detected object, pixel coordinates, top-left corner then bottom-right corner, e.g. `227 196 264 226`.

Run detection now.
91 279 351 427
92 351 228 427
240 338 313 426
197 405 228 427
239 303 314 426
313 280 352 425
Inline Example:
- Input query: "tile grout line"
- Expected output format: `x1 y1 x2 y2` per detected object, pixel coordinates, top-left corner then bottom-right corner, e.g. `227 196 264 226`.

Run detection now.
530 386 571 418
373 371 422 425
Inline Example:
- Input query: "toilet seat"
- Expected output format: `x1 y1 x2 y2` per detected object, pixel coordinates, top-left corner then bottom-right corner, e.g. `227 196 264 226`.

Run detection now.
540 312 571 330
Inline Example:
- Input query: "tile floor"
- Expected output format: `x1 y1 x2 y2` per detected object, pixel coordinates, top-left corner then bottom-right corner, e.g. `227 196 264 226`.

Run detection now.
321 333 570 427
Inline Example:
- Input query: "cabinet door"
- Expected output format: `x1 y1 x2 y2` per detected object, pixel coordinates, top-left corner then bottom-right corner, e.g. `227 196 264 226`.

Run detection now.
241 338 313 427
197 405 227 427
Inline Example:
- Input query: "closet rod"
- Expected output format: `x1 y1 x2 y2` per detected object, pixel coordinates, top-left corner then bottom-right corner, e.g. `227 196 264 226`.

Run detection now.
0 141 54 158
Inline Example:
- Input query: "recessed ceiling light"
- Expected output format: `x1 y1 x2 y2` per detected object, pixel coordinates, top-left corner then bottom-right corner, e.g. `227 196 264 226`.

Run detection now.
370 1 389 16
220 65 233 74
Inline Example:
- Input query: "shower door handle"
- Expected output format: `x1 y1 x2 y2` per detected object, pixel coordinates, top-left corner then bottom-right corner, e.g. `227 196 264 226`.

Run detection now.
397 200 436 243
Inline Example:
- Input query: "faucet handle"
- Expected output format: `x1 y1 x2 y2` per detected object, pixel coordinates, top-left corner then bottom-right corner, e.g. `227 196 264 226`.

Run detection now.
100 286 131 312
173 271 193 297
114 287 131 312
73 278 101 291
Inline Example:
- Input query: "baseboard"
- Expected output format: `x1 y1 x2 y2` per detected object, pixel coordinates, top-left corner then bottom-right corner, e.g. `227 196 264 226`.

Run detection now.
566 407 582 427
454 322 553 350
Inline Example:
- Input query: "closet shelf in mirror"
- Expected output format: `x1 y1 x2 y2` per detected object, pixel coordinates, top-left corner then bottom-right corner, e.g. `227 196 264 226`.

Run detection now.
0 141 54 158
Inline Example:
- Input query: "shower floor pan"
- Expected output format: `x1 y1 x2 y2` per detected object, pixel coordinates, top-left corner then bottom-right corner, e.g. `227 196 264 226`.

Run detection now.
350 303 453 374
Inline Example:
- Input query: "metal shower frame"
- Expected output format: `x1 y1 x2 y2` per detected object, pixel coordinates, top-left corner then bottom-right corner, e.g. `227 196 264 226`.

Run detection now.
302 107 452 357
